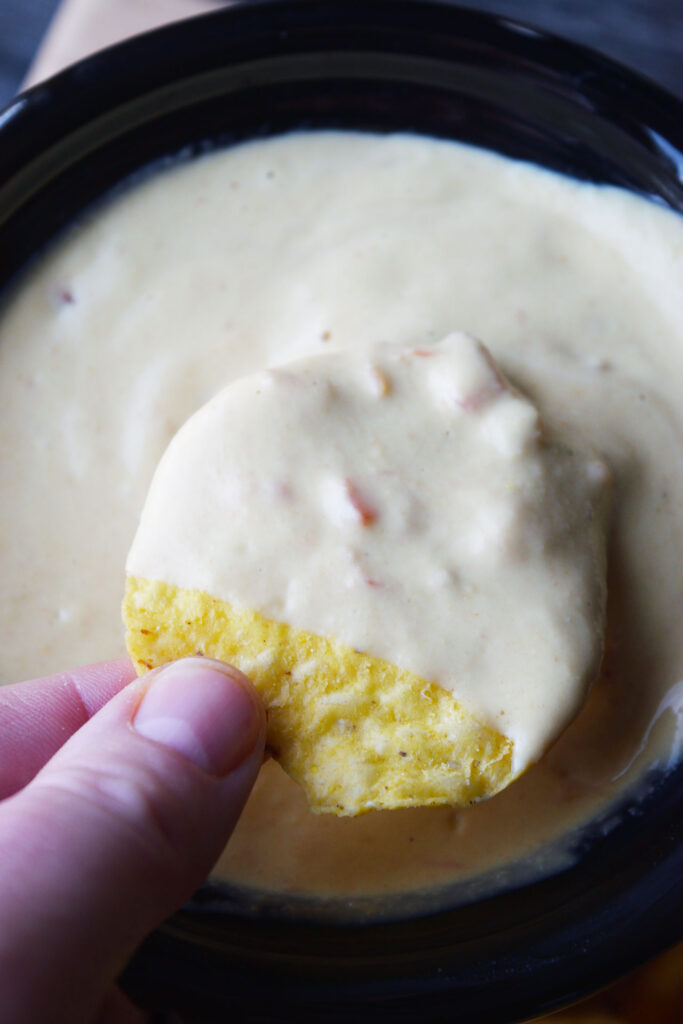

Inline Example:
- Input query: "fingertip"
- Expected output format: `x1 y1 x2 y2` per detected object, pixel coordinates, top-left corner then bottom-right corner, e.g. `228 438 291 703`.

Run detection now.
132 657 265 777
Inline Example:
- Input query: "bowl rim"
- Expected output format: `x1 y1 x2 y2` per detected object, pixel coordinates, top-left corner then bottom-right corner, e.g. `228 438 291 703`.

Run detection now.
2 0 683 194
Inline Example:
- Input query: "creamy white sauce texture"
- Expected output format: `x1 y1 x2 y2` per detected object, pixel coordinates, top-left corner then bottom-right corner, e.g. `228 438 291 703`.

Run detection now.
1 131 682 896
128 333 609 771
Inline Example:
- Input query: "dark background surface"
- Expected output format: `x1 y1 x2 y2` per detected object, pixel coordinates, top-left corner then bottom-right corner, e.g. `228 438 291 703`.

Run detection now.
1 0 682 108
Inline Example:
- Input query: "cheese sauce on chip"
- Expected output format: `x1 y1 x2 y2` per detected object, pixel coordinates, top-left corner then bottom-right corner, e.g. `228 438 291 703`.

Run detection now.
1 132 682 898
127 333 609 775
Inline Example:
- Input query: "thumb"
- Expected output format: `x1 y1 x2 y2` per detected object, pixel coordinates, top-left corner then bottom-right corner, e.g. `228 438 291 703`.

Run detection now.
0 657 265 1024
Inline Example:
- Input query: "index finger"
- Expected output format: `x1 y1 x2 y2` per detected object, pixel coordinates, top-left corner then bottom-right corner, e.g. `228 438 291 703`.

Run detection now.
0 659 137 800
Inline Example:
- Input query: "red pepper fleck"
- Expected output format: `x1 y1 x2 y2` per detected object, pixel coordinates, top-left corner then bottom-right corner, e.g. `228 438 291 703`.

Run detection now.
457 380 504 413
458 391 487 413
344 478 377 525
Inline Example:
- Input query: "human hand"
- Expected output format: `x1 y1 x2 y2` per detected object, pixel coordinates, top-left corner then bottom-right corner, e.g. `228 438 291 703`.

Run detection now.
0 656 265 1023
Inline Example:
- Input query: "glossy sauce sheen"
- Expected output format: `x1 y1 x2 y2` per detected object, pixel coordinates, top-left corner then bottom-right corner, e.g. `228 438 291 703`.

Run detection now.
1 133 682 897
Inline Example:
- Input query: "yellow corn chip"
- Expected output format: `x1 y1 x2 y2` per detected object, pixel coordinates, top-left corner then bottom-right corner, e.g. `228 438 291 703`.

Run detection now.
124 575 515 816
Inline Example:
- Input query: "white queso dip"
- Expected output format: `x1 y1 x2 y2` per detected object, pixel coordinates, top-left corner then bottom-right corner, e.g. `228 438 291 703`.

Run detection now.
0 132 681 899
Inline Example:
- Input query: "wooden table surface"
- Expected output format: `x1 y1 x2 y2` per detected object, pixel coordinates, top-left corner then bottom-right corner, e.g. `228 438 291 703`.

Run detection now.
1 0 682 106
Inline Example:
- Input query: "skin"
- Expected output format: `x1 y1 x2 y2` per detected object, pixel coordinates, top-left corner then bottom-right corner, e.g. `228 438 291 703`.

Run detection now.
0 657 266 1024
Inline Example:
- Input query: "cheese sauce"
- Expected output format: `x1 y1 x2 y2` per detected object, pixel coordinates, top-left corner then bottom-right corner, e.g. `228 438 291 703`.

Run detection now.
0 132 681 899
127 333 609 775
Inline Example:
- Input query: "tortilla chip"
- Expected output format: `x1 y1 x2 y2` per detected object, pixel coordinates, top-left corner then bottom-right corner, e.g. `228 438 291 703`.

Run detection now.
123 574 514 816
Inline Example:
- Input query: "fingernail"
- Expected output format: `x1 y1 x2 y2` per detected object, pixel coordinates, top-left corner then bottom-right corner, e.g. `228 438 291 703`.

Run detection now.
132 659 262 776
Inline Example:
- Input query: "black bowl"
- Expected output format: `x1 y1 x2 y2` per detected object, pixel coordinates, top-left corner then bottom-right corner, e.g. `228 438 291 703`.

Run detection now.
1 2 681 1021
